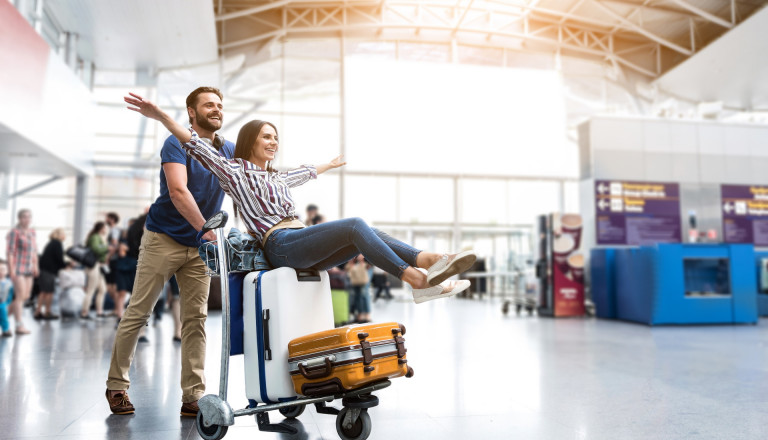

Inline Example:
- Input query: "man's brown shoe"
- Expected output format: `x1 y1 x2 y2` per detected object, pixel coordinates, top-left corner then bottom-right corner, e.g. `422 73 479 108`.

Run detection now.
106 390 135 415
180 400 199 417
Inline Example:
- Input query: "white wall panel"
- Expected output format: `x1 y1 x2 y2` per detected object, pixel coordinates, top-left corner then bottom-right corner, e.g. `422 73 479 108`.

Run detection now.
672 153 700 182
698 124 726 155
590 118 643 151
698 155 726 183
643 120 672 153
669 122 698 153
724 126 753 156
593 150 645 180
724 156 753 184
644 153 674 181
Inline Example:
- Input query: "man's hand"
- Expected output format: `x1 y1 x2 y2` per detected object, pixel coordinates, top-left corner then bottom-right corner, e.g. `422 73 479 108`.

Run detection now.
202 230 217 243
125 93 165 121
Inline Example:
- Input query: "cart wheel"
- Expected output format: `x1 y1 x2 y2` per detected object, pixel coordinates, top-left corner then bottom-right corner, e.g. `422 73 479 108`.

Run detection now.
279 403 306 419
196 411 228 440
336 407 372 440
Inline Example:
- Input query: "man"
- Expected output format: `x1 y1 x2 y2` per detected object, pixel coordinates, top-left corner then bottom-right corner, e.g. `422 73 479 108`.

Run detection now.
105 87 235 417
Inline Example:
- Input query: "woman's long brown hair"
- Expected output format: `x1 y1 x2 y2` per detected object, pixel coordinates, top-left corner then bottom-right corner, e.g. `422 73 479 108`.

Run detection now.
233 120 279 226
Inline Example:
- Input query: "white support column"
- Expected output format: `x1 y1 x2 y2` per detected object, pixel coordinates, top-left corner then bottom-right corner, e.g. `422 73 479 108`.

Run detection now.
0 173 8 210
559 180 566 213
33 0 43 33
453 176 462 252
338 36 347 219
73 175 88 246
65 32 78 70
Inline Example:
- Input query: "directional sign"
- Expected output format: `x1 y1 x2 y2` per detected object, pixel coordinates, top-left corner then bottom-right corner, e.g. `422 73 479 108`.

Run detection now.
721 185 768 246
595 180 681 246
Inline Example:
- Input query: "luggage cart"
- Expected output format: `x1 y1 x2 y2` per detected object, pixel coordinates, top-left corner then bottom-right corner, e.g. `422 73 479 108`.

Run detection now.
501 266 537 316
195 211 393 440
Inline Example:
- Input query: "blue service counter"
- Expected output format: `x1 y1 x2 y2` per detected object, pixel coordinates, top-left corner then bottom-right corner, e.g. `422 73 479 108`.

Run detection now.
755 251 768 316
591 244 759 325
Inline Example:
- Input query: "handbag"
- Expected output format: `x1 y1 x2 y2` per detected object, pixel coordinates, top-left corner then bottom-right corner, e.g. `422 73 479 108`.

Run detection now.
66 245 98 268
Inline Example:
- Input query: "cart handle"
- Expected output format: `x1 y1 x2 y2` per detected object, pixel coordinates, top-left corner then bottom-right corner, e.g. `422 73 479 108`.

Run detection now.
197 211 230 244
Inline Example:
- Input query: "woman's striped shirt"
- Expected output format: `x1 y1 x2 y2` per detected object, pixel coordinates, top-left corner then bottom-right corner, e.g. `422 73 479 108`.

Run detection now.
180 130 317 243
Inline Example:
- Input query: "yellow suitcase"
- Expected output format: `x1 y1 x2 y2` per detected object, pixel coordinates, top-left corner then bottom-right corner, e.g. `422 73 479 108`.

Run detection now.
287 322 414 397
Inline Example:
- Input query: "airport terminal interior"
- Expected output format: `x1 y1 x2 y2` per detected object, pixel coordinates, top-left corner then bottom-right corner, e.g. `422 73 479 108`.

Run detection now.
1 1 768 439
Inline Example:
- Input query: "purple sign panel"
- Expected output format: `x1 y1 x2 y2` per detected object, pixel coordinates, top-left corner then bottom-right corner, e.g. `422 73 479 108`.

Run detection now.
721 185 768 246
595 180 682 246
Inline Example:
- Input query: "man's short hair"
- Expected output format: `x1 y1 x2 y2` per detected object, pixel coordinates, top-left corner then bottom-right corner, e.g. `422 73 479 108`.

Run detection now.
106 212 120 224
186 87 223 124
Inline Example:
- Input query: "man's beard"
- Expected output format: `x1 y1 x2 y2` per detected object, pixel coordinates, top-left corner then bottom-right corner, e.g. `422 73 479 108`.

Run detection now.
195 111 222 132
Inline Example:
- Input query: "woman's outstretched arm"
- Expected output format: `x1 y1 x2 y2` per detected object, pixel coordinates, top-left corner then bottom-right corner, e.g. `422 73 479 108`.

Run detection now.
125 92 244 192
316 155 347 175
125 93 192 143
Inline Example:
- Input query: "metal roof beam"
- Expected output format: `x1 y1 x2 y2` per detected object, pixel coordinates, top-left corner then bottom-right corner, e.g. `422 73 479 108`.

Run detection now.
591 0 693 56
667 0 733 29
216 0 289 21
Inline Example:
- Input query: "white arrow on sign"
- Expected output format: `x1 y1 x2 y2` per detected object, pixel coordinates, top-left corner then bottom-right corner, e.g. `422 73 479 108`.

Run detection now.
723 202 734 214
598 198 610 210
597 183 609 194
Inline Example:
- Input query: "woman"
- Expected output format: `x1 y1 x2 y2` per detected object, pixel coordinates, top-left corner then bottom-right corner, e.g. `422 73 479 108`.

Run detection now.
6 209 38 335
36 228 68 320
82 222 109 319
125 93 475 302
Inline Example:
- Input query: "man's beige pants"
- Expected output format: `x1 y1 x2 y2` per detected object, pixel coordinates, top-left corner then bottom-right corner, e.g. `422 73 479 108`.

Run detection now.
106 230 210 403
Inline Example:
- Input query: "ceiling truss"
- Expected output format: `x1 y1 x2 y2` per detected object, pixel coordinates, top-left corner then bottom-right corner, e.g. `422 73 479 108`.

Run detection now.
214 0 764 79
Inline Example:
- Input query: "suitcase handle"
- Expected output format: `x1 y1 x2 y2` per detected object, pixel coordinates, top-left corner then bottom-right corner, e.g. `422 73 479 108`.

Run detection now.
298 358 333 380
262 309 272 361
295 269 321 282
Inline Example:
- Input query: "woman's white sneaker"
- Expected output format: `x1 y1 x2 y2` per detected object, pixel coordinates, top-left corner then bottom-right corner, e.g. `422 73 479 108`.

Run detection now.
413 280 470 304
426 250 477 286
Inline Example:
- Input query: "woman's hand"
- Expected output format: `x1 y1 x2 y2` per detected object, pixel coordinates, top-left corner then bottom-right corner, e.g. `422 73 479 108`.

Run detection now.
329 155 347 169
125 93 165 121
125 92 192 143
317 155 347 175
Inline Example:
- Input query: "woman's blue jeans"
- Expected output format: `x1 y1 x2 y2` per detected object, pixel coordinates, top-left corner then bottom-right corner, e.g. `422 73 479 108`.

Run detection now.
263 217 421 279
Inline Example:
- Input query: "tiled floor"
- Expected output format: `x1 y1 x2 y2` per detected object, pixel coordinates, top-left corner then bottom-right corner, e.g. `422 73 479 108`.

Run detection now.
1 291 767 440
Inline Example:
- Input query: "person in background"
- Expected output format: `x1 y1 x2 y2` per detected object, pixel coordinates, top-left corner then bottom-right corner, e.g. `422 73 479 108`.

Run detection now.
6 209 38 335
311 214 325 226
104 212 122 314
82 221 109 320
346 255 372 323
58 261 87 319
113 238 135 320
304 204 318 226
35 228 68 320
0 260 14 337
372 265 393 301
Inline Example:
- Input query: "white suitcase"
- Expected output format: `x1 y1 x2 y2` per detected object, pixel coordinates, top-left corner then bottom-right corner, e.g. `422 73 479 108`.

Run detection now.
242 267 334 404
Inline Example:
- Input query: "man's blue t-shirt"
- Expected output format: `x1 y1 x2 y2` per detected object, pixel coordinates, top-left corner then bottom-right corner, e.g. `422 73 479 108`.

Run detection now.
145 135 235 247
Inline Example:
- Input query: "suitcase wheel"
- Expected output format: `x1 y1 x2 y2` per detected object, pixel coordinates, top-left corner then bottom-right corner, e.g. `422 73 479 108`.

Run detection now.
336 407 372 440
278 403 306 419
